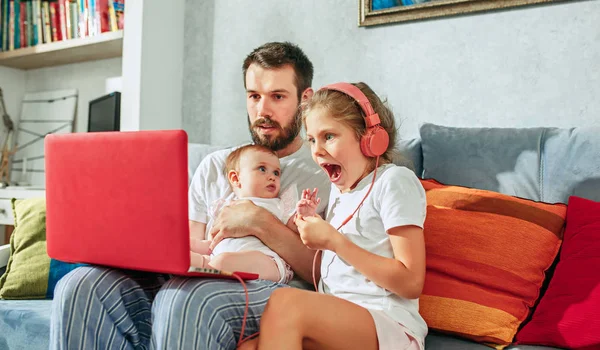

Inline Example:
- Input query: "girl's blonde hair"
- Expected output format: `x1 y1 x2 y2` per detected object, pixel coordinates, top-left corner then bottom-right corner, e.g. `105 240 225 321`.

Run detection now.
301 82 397 168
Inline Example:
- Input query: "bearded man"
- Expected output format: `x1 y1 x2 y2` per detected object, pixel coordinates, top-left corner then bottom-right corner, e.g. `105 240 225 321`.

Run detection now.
50 42 330 350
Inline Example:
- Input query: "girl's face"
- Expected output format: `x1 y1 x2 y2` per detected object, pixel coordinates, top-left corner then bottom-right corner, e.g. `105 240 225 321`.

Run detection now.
305 107 371 193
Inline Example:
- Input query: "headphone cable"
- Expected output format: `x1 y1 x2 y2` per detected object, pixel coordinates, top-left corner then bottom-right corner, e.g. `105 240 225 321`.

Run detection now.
312 156 380 291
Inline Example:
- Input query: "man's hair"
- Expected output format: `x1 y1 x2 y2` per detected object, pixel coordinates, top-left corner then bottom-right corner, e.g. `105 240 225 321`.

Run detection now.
224 144 279 177
242 42 314 99
301 82 398 167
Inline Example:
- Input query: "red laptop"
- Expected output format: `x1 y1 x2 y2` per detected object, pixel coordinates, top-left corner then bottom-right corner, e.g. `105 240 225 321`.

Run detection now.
45 130 257 280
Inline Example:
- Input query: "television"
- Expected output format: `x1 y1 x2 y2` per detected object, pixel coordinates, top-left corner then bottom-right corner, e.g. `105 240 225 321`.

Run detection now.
88 92 121 132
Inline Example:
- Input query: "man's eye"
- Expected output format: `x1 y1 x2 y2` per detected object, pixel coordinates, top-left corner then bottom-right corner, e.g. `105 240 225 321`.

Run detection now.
258 166 266 172
274 94 284 100
249 94 260 100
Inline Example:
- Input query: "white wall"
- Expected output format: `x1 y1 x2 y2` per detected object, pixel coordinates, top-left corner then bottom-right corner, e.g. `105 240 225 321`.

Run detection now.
0 67 26 131
182 0 600 143
0 67 26 244
121 0 185 132
24 58 122 132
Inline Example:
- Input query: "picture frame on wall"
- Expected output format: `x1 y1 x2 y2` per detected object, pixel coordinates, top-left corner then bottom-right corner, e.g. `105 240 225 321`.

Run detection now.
359 0 562 27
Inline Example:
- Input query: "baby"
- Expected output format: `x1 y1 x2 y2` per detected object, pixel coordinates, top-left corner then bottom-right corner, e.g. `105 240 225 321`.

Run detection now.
190 144 302 283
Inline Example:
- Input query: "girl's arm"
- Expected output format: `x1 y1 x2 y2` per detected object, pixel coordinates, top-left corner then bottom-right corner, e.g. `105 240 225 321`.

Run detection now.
331 225 426 300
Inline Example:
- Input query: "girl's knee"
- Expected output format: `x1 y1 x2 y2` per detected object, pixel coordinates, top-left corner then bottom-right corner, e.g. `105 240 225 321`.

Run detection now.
262 289 303 327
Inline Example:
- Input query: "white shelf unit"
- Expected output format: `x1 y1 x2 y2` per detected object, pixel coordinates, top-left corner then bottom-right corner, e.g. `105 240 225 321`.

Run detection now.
0 30 124 70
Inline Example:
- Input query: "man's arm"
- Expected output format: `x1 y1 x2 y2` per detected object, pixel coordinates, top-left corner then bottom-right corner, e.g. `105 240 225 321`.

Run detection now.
189 220 207 240
208 200 316 282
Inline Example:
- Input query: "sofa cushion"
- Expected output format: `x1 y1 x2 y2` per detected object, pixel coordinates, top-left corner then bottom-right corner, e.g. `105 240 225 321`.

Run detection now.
188 143 226 183
0 198 83 299
425 333 563 350
515 196 600 349
395 138 423 176
541 128 600 203
419 179 566 349
420 123 545 201
0 300 52 350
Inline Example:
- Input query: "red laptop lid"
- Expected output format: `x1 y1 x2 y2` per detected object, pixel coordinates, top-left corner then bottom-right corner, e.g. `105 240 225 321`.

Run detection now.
45 130 191 274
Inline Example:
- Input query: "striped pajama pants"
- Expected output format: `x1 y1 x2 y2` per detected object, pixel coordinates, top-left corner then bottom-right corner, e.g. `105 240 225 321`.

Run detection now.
50 266 285 350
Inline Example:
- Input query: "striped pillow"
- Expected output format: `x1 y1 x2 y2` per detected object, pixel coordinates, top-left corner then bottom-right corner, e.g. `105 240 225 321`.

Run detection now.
419 179 566 349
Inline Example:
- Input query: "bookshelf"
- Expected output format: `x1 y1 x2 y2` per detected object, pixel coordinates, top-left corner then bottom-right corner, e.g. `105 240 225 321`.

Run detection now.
0 30 123 70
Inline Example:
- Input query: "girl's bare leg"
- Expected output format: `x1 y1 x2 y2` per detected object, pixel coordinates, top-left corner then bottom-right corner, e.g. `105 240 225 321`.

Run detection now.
257 288 378 350
237 338 259 350
209 251 280 282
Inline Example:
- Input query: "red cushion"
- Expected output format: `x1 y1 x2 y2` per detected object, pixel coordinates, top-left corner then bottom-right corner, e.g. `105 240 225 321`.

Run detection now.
516 196 600 349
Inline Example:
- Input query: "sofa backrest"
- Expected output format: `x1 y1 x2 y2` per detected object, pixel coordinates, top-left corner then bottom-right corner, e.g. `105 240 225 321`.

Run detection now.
404 123 600 204
187 143 226 182
189 124 599 205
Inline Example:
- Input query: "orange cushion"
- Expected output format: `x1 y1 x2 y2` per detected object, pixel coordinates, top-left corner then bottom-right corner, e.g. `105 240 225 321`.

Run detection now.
419 179 566 349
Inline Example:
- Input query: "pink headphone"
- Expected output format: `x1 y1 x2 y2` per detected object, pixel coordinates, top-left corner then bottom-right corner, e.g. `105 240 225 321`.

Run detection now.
319 83 390 158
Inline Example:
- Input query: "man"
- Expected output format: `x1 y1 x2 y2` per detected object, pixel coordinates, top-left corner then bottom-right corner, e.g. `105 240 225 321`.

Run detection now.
50 42 330 349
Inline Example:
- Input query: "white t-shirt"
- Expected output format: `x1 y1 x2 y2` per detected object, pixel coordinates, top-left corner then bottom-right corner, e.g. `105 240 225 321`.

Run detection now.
188 142 330 230
319 163 428 346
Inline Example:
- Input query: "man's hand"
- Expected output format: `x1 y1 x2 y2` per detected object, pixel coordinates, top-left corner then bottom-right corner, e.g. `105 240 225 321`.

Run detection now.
208 199 268 250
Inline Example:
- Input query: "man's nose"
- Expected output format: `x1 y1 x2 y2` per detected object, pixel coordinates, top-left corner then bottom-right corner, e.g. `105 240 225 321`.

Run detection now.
257 98 271 118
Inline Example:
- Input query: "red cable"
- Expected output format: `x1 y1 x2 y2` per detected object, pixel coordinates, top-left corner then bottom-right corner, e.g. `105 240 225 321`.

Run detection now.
312 156 380 291
237 157 381 347
232 273 255 347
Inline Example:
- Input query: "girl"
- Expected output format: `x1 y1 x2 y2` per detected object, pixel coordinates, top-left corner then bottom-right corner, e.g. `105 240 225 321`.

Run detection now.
243 82 428 350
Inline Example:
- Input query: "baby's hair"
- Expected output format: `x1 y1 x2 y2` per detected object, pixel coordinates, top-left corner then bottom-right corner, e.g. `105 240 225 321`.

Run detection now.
301 82 398 167
224 144 279 177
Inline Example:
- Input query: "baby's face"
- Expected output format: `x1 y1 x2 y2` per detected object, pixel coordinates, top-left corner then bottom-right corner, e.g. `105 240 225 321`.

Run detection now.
235 150 281 199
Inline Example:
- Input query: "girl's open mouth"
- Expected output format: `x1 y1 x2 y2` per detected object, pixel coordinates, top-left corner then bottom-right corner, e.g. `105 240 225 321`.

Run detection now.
321 163 341 182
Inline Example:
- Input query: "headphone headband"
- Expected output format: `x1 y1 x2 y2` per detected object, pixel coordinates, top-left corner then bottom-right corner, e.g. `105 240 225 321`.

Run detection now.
317 82 389 158
319 83 381 127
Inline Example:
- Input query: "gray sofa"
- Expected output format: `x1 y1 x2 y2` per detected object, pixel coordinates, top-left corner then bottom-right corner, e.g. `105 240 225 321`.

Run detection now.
1 123 598 349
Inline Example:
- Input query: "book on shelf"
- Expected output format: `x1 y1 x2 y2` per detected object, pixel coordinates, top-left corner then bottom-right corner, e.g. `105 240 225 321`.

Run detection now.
0 0 124 52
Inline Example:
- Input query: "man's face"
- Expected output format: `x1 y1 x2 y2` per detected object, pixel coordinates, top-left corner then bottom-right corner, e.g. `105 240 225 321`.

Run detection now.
246 64 302 152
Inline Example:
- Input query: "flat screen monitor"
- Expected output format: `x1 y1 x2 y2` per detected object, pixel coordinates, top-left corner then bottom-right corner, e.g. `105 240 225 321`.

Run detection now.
88 92 121 132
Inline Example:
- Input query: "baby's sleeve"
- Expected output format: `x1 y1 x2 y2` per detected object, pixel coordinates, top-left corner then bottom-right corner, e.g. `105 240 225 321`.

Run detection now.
279 186 299 224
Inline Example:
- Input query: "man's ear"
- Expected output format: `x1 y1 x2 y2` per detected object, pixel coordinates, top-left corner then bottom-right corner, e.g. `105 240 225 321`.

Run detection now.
301 87 314 102
228 170 241 188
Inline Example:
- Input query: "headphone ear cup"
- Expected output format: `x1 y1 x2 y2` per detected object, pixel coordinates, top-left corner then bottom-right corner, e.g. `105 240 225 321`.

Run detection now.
360 126 389 157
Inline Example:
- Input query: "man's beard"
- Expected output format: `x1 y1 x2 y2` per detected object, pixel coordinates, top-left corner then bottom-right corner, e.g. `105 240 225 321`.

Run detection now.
248 110 302 152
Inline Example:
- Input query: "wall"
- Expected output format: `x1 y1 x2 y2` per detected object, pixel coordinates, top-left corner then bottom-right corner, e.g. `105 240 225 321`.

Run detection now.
0 67 26 244
183 0 600 144
120 0 185 132
24 58 122 132
0 67 26 131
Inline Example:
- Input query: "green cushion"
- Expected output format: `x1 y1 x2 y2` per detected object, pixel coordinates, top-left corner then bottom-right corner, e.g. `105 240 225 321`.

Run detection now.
0 198 82 299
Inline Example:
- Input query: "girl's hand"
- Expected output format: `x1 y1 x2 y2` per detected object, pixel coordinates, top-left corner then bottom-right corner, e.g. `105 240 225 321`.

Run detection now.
296 188 321 218
295 215 344 251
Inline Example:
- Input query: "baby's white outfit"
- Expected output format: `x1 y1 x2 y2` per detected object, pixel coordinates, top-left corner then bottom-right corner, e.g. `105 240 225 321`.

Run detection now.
209 196 295 283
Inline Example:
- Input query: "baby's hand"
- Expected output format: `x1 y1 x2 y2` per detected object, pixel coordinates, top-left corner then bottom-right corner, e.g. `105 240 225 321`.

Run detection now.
296 188 321 218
